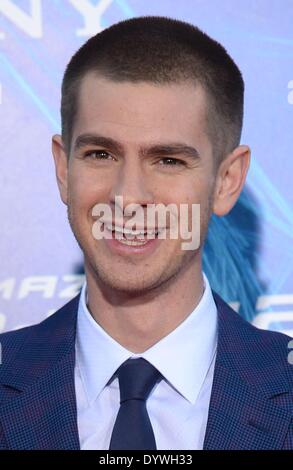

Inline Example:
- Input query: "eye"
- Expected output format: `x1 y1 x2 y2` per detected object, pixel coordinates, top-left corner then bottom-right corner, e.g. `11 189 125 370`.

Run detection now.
158 157 186 166
84 150 113 160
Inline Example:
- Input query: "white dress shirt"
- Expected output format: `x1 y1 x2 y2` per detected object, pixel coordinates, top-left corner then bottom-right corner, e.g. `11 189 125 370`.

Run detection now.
75 272 218 450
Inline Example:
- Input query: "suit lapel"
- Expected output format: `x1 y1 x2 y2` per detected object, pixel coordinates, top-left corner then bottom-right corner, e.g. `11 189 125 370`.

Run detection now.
0 349 80 450
204 293 292 450
203 362 291 449
0 295 81 450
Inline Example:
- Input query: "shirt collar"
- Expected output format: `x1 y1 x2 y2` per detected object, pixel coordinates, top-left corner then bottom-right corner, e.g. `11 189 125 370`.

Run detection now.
76 272 218 406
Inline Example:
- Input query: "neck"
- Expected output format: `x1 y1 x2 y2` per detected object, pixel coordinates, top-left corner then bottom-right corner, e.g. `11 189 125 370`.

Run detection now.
85 259 204 353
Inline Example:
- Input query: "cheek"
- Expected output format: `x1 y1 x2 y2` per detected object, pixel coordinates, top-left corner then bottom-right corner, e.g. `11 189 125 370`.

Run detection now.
170 181 205 205
181 181 214 224
68 169 107 212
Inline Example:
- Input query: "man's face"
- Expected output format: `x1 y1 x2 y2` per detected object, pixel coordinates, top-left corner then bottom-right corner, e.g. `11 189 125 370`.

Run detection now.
61 74 217 293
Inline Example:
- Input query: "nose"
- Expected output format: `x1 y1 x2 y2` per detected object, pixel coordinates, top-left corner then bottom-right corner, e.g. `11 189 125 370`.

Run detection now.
109 158 154 215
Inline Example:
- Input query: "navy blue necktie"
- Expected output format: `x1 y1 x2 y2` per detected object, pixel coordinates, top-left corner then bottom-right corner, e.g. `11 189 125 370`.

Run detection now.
109 358 162 450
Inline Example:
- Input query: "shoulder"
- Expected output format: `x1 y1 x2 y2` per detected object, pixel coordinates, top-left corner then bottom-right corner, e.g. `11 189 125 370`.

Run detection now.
0 294 80 373
212 291 293 385
213 289 292 345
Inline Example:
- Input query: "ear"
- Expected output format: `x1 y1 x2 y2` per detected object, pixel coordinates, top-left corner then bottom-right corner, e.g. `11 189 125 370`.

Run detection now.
212 145 251 216
52 134 69 205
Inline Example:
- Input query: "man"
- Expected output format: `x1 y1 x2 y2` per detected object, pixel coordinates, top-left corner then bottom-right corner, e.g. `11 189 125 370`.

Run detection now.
0 16 292 450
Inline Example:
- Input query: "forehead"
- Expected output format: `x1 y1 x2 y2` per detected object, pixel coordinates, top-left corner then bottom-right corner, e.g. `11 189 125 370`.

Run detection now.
73 73 210 148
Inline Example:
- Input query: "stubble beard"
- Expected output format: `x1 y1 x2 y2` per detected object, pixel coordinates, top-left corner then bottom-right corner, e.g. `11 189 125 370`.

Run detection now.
66 195 213 297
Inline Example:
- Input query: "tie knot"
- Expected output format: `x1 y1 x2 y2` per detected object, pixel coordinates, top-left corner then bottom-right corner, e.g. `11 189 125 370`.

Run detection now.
116 358 161 404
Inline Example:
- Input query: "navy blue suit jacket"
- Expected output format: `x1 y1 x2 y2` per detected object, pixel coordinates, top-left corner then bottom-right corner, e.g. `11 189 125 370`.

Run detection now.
0 291 293 450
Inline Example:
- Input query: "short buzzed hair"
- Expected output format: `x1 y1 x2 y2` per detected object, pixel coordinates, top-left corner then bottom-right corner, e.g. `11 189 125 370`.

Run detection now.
61 16 244 166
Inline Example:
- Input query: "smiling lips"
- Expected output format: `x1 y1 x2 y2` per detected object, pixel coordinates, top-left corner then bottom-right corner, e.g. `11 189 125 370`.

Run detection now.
104 223 165 245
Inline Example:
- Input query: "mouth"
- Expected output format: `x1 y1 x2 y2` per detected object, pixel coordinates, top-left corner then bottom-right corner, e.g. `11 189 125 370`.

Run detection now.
103 223 166 246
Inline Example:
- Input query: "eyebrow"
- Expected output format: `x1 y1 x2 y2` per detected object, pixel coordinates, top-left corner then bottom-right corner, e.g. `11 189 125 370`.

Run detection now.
73 133 200 161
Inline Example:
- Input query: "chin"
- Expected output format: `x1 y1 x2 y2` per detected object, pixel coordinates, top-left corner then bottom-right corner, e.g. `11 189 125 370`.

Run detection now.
102 272 161 293
89 261 166 295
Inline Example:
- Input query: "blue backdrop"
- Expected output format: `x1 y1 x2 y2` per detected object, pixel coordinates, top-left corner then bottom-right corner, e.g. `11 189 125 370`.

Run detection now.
0 0 292 335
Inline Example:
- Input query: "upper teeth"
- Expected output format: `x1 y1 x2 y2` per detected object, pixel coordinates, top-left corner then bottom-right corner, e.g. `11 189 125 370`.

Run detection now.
105 224 160 236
